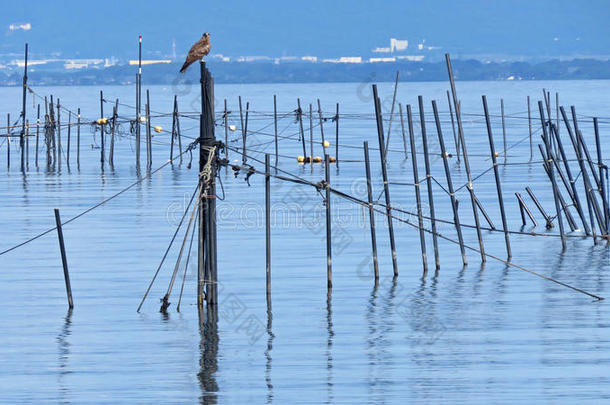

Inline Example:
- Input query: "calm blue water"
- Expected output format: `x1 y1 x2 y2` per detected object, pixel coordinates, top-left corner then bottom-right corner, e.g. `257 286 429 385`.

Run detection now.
1 80 609 404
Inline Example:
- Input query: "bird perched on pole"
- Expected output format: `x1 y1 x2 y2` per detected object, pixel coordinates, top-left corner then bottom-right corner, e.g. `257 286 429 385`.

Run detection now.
180 32 211 73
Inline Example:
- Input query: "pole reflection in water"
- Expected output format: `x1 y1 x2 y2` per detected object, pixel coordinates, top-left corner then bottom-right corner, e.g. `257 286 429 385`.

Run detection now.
57 309 73 404
198 304 219 405
365 280 379 401
265 294 274 404
326 289 334 404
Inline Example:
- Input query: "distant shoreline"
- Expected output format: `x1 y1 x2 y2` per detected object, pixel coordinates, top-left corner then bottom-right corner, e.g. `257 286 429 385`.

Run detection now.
2 59 610 86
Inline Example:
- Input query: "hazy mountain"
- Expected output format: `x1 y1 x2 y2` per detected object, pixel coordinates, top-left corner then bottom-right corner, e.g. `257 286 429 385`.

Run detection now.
1 0 609 61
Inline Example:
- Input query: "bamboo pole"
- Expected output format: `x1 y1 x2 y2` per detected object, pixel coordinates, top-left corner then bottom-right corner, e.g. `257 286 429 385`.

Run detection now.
527 96 534 162
432 100 467 266
35 104 40 167
309 104 314 164
265 154 271 296
483 95 511 259
446 90 460 163
239 96 245 165
76 108 80 168
526 186 553 228
100 90 105 164
384 71 399 153
224 99 229 164
549 122 590 234
57 99 61 170
372 85 398 276
297 98 306 160
54 209 74 309
317 98 326 145
515 192 537 227
7 113 11 169
418 96 439 270
20 43 28 172
501 98 507 162
273 95 278 168
593 118 609 230
66 113 71 166
406 104 427 273
335 103 339 169
539 101 567 249
398 103 408 159
445 53 486 261
363 141 379 280
170 95 177 161
324 154 333 289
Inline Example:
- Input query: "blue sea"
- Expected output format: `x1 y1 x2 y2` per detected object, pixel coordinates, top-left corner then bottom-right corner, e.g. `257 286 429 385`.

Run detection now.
1 79 609 404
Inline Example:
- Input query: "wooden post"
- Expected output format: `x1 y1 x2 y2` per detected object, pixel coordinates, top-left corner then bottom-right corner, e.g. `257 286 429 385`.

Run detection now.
265 154 271 296
446 53 486 261
20 43 28 172
418 96 440 270
372 85 398 276
363 141 379 281
407 105 428 273
432 100 467 265
539 101 567 249
54 209 74 309
483 95 511 259
398 103 409 160
199 61 218 306
324 154 332 289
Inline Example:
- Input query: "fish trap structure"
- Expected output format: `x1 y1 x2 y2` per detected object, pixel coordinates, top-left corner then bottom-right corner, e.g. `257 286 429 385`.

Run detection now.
1 42 609 311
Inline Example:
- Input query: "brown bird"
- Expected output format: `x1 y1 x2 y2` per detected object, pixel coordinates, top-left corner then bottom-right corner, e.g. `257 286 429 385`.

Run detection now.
180 32 211 73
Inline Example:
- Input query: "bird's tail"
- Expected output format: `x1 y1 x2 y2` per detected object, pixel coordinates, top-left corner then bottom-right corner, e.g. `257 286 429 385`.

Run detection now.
179 62 189 73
